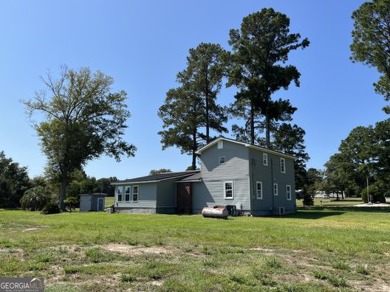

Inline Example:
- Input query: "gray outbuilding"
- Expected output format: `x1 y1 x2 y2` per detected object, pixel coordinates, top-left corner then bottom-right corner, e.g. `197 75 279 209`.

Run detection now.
79 193 106 212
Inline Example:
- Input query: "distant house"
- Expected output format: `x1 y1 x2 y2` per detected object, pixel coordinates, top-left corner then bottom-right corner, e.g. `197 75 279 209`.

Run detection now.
112 137 296 216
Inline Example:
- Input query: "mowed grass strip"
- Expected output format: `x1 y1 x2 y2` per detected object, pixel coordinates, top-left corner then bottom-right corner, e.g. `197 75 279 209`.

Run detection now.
0 208 389 291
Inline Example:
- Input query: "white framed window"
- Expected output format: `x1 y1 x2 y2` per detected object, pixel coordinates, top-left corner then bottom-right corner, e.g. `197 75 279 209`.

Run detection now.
256 181 263 199
280 158 286 173
217 140 223 149
116 187 123 202
263 153 268 166
125 186 131 202
224 181 234 199
273 183 278 196
286 185 292 200
219 156 225 164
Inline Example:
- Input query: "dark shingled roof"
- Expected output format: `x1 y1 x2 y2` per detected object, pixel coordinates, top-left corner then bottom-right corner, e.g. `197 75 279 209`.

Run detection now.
112 171 200 185
177 172 202 182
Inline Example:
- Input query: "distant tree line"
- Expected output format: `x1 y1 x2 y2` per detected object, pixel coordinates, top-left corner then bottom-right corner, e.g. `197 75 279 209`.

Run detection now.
0 150 118 210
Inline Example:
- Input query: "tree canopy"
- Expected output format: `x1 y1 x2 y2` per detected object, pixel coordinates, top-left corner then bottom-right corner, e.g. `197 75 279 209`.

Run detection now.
0 151 30 208
323 119 390 201
24 66 136 210
351 0 390 113
227 8 309 146
158 43 227 169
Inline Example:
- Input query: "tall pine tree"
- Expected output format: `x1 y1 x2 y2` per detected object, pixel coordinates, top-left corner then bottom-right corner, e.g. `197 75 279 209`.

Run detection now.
158 43 227 169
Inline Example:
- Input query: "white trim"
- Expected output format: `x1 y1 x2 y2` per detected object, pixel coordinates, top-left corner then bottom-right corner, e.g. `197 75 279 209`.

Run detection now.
286 185 292 200
125 186 131 202
224 181 234 199
196 137 295 160
256 181 263 199
116 186 124 202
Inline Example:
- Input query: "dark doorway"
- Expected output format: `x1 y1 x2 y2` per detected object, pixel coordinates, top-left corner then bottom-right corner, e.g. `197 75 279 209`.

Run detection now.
177 183 192 214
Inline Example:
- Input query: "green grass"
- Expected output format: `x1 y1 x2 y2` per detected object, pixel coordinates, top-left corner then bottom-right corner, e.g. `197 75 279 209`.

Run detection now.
0 206 389 291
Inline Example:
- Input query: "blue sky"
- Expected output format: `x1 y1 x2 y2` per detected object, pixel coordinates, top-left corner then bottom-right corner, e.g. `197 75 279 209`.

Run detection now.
0 1 387 180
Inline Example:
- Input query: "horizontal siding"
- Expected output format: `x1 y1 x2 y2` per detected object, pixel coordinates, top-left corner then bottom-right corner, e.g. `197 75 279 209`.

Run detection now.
201 141 249 181
156 179 176 207
115 184 157 209
249 149 296 215
197 140 251 212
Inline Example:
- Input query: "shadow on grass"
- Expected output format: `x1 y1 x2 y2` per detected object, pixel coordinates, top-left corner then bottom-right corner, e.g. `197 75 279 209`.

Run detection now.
286 206 390 220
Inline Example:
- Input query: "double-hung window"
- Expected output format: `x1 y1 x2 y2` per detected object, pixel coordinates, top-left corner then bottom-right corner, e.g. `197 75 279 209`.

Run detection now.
286 185 292 200
132 186 139 202
273 183 278 196
263 153 268 166
256 181 263 199
125 186 131 202
280 158 286 173
116 187 123 202
224 181 234 199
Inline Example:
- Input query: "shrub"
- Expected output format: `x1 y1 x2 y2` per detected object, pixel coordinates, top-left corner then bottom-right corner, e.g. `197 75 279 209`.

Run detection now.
303 192 314 206
41 201 61 214
361 184 386 203
20 186 48 211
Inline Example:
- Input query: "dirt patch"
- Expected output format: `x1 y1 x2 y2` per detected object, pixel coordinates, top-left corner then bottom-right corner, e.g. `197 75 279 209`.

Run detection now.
102 244 173 256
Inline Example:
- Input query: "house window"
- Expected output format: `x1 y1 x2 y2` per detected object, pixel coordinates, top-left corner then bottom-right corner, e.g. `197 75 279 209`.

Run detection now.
116 187 123 202
280 158 286 173
273 183 278 196
263 153 268 166
256 181 263 199
286 185 292 201
219 156 225 164
132 185 139 202
217 140 223 149
224 181 233 199
125 186 131 202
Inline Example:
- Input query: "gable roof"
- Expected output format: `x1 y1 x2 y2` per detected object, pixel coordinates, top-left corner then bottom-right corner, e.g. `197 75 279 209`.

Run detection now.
112 171 200 185
196 137 295 159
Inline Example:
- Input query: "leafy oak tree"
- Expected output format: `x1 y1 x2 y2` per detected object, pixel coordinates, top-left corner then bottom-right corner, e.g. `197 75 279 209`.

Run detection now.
227 8 309 146
24 67 136 210
351 0 390 113
158 43 227 169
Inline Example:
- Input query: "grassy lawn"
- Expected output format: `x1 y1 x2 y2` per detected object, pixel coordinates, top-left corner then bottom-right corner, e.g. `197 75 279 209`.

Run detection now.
0 206 389 291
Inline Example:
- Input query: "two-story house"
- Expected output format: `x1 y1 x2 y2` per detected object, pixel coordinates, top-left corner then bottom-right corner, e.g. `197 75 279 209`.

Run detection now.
112 137 296 216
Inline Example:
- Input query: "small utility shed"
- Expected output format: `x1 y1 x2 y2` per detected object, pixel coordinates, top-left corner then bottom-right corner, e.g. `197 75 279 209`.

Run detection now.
79 193 106 212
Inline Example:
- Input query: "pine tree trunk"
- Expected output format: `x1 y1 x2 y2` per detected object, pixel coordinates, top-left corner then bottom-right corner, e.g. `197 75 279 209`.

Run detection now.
266 115 271 148
59 169 68 211
205 74 210 143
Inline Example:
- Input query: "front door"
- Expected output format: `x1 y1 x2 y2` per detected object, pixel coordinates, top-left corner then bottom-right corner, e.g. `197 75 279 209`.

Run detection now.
176 183 192 214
